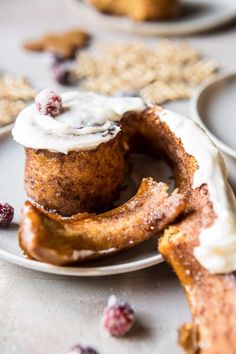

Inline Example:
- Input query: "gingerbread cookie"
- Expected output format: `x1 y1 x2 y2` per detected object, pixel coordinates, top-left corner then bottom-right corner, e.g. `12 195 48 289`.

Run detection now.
23 29 90 59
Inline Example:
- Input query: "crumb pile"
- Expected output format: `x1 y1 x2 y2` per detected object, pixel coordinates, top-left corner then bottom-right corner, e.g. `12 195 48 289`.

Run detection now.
0 74 36 127
75 40 218 104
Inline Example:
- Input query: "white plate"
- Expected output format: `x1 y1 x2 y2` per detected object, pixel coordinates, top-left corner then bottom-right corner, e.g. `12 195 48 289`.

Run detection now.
191 71 236 158
0 133 175 276
76 0 236 36
191 71 236 191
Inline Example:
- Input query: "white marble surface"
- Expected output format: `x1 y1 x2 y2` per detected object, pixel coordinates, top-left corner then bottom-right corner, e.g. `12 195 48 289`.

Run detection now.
0 1 236 353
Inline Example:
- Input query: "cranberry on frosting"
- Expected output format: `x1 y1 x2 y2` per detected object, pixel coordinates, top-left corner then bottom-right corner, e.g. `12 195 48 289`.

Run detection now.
35 89 63 116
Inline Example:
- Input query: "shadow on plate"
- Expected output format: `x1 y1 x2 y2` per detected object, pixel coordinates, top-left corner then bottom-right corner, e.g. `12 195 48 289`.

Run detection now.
81 236 161 268
179 2 213 20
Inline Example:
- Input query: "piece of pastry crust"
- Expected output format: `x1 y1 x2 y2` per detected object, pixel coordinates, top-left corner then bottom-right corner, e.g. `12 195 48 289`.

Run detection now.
19 178 185 265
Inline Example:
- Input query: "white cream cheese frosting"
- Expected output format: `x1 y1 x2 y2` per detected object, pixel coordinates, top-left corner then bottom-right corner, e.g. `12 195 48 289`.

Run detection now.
159 109 236 274
12 91 145 154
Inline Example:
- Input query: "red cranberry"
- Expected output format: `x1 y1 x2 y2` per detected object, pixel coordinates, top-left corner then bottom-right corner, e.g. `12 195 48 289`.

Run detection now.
67 344 98 354
0 202 14 228
102 295 135 337
35 89 62 116
52 64 77 86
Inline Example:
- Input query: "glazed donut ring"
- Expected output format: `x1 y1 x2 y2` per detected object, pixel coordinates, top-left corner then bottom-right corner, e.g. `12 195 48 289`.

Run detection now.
19 105 236 353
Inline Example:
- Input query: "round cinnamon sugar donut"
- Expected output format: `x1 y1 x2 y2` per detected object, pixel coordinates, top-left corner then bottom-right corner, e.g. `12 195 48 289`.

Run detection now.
88 0 181 21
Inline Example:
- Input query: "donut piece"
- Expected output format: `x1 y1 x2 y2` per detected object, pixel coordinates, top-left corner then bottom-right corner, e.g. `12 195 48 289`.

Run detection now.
13 91 145 216
160 191 236 354
121 107 236 354
19 178 185 265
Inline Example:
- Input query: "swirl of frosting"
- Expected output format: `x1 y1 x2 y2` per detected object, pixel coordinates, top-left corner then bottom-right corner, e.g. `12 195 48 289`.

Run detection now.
12 91 145 154
159 109 236 274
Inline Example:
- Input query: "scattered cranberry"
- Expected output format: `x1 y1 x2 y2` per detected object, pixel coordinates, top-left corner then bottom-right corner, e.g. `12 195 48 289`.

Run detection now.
35 89 62 116
67 344 98 354
52 63 77 86
0 202 14 228
102 295 135 337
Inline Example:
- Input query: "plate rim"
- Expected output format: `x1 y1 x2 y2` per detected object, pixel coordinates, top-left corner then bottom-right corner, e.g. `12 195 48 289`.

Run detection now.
0 248 164 276
0 123 13 137
191 70 236 159
76 0 236 36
